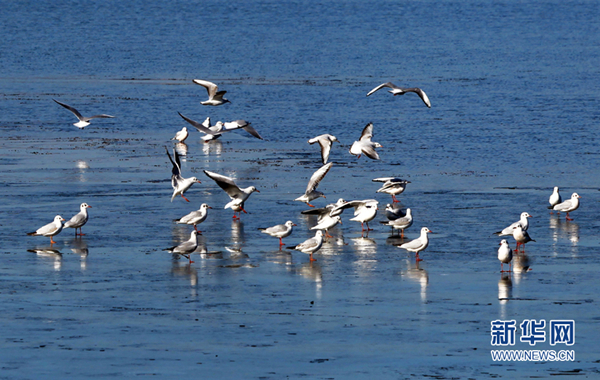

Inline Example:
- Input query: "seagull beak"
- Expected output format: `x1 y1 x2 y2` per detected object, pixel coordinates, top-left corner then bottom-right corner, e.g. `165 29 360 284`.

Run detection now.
208 206 213 209
197 180 202 183
292 223 297 226
255 189 260 193
87 205 92 208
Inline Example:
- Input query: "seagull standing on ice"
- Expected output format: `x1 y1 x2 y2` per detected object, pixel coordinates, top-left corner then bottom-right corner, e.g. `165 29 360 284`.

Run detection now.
53 99 115 129
332 199 379 233
552 193 581 221
493 212 532 236
193 79 230 106
27 215 65 244
548 187 562 213
166 230 200 263
165 147 201 202
295 163 333 207
366 82 432 108
259 221 297 247
308 134 340 164
498 239 513 273
373 177 410 203
350 123 382 160
178 113 263 142
203 170 259 219
63 203 92 236
175 203 212 232
310 215 342 238
398 227 432 261
382 208 413 238
172 127 189 143
289 230 324 262
512 225 535 251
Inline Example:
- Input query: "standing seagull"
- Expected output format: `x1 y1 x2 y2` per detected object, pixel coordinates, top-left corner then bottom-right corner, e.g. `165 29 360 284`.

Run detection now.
166 230 200 263
175 203 212 232
165 147 201 202
63 203 92 236
493 212 532 236
295 163 333 207
366 82 431 108
398 227 432 261
350 122 382 160
513 225 535 251
172 127 189 143
498 239 513 273
310 215 342 238
552 193 581 221
373 177 411 203
308 134 340 164
289 230 324 262
382 208 413 238
27 215 65 245
259 220 297 247
332 199 379 232
548 187 562 213
203 170 259 219
193 79 230 106
53 99 115 129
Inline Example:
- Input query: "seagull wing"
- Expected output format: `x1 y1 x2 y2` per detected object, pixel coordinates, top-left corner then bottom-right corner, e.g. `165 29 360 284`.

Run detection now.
178 112 218 135
305 163 333 193
359 122 374 141
193 79 218 99
318 139 332 164
165 146 182 182
241 125 263 140
361 144 380 160
85 114 115 120
53 99 84 120
203 170 243 198
404 88 432 108
366 82 399 96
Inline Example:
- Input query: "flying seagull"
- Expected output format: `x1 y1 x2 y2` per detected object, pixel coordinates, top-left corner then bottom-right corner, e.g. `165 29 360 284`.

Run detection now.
366 82 431 108
53 99 115 128
193 79 230 106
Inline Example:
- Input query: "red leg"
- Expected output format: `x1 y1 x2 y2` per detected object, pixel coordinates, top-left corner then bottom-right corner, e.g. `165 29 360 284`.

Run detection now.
307 203 315 208
50 237 56 244
566 212 573 221
181 194 190 202
279 238 284 246
416 253 422 262
392 195 399 203
309 253 316 262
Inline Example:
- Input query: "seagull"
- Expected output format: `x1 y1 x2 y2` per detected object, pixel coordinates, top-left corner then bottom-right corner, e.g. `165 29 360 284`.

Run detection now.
175 203 212 232
172 127 189 143
498 239 513 273
513 225 535 251
382 208 413 238
27 215 65 244
332 199 379 232
178 112 263 141
63 203 92 236
366 82 431 108
295 163 333 207
259 220 297 247
398 227 432 261
289 230 324 262
493 212 532 236
193 79 230 106
350 122 382 160
373 177 411 203
308 134 340 164
165 147 201 202
301 198 347 222
552 193 581 221
310 215 342 238
548 187 562 213
53 99 115 129
203 170 259 219
166 230 200 263
383 203 406 221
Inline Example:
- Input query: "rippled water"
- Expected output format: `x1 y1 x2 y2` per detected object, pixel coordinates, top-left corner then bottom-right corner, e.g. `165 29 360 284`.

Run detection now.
1 1 599 379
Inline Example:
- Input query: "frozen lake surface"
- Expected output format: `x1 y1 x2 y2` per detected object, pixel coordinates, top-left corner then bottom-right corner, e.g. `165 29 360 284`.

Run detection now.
1 1 599 378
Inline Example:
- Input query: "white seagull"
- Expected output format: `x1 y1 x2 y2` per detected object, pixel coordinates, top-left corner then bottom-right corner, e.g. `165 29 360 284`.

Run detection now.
398 227 432 261
366 82 431 108
172 127 189 143
175 203 212 232
289 230 324 262
203 170 259 219
178 113 263 142
310 215 342 238
165 147 201 202
166 230 200 263
308 134 340 164
301 198 347 222
295 163 333 207
27 215 65 245
493 212 532 236
513 225 535 251
332 199 379 232
552 193 581 221
548 186 562 213
350 122 382 160
372 177 411 203
259 220 297 247
63 203 92 236
193 79 231 106
53 99 115 129
382 208 413 238
498 239 513 273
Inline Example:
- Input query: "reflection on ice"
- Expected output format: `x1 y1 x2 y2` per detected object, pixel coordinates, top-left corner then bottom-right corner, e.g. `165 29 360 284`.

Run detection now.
401 260 428 302
174 142 188 157
231 219 246 245
498 273 512 302
68 238 89 270
28 247 62 271
295 262 323 298
512 253 532 286
549 216 579 246
171 262 198 287
350 237 377 255
225 246 249 260
202 140 223 156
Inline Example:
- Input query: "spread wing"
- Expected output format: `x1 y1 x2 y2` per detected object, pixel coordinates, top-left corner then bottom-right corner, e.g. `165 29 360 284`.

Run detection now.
306 163 333 193
203 170 243 198
404 87 432 108
366 82 399 96
193 79 218 98
53 99 84 120
359 122 374 141
178 112 218 135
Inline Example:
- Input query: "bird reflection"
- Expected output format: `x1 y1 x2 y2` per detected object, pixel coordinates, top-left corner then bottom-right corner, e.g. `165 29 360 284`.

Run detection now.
28 247 62 271
549 216 579 245
498 273 512 302
512 252 531 286
202 140 223 156
318 228 345 256
226 246 249 260
294 261 323 298
68 238 89 270
401 259 428 302
171 262 198 286
174 142 188 157
350 237 377 255
264 249 294 266
231 219 246 246
386 234 406 247
76 160 89 182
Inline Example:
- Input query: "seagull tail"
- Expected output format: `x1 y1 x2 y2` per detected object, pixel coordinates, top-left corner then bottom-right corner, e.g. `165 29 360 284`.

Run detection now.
26 232 37 236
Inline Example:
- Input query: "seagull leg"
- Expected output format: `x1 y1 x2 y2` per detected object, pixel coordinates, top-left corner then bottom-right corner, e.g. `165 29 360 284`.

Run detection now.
401 229 404 239
392 195 399 203
566 212 573 221
181 194 190 202
306 203 315 208
50 237 56 245
309 253 316 262
77 228 85 236
501 263 504 273
325 230 333 238
416 253 423 262
279 238 284 247
184 254 194 264
367 222 373 231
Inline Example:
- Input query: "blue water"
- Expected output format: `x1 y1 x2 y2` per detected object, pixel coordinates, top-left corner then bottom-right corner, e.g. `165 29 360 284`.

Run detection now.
1 1 599 379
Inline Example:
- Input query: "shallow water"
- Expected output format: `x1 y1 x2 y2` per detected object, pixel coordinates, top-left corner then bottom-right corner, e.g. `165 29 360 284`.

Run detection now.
1 1 599 379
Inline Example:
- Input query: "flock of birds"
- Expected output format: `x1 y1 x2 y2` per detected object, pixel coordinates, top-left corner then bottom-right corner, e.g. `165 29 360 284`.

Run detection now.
27 80 582 270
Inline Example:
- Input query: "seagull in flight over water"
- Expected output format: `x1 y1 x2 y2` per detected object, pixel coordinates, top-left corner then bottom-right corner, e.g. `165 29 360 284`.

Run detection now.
367 82 431 108
193 79 230 106
53 99 115 128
